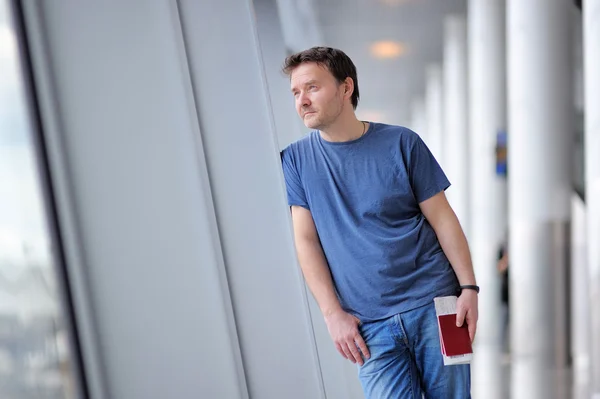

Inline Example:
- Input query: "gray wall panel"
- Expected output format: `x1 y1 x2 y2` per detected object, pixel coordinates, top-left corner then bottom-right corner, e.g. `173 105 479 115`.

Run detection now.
177 0 325 398
23 1 245 398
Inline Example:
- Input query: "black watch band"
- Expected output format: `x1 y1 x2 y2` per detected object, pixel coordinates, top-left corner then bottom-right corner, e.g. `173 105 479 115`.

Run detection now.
460 285 480 294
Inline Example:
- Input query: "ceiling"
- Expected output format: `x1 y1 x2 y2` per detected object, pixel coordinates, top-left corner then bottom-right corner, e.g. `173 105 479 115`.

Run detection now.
312 0 466 126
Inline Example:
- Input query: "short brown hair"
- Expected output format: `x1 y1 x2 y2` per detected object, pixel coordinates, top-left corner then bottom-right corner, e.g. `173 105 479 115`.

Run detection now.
282 47 360 109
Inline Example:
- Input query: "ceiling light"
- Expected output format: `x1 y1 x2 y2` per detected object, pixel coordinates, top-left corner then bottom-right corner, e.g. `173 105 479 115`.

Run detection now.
379 0 411 6
370 41 407 59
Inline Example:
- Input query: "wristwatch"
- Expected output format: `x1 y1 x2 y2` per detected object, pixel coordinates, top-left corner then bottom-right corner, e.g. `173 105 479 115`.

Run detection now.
460 284 480 294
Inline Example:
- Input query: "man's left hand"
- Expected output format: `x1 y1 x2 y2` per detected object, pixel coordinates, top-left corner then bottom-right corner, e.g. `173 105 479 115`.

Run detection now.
456 289 478 342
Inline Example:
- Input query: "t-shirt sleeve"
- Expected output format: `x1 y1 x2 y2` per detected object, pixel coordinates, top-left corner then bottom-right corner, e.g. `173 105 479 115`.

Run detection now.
281 148 310 209
407 134 451 203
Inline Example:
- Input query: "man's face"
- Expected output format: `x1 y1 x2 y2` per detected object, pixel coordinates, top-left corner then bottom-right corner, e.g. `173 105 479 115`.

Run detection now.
290 62 345 130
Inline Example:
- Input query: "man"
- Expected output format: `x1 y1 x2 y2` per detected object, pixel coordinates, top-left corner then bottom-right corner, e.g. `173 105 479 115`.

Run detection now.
280 46 478 398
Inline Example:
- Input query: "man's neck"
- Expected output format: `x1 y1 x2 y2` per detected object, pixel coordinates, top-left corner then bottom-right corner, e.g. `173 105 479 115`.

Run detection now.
319 116 367 143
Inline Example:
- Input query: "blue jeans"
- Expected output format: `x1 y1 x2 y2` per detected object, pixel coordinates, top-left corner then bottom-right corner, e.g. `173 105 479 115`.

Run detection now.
357 302 471 398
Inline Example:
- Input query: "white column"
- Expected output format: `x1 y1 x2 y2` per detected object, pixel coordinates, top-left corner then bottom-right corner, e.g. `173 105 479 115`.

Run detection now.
507 1 572 398
584 0 600 396
443 15 469 238
467 1 506 398
410 96 427 142
571 11 590 399
571 195 590 399
425 64 444 166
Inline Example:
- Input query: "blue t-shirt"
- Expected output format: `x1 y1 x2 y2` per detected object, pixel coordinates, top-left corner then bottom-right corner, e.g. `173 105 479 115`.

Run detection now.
281 122 459 321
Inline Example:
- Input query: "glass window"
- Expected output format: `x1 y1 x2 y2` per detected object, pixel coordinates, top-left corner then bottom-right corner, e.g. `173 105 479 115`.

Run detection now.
0 1 78 398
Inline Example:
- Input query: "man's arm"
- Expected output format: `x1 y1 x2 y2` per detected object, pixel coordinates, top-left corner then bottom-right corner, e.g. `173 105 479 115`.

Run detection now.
290 205 370 365
419 191 479 341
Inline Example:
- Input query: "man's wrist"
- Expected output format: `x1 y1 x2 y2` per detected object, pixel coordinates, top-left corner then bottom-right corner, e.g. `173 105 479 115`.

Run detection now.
322 305 343 318
460 284 480 294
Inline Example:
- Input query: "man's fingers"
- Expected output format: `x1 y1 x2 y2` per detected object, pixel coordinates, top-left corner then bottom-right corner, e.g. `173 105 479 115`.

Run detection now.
468 318 477 342
456 308 466 327
469 324 476 343
341 343 355 363
335 343 348 359
354 335 370 360
346 340 363 365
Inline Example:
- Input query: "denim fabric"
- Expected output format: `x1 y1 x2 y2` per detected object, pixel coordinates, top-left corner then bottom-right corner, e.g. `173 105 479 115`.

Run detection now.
357 302 471 398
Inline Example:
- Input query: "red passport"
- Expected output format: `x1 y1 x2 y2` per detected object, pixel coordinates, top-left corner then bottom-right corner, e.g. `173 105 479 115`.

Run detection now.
437 314 473 357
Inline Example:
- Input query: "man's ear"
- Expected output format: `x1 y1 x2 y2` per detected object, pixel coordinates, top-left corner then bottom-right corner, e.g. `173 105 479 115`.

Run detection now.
343 77 354 99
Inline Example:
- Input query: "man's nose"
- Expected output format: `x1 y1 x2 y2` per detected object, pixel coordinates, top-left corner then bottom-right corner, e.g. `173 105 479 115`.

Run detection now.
298 92 310 107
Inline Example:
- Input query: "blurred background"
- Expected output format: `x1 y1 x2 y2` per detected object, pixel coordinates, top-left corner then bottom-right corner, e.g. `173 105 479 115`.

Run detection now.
0 0 597 398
